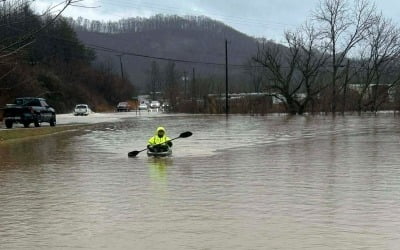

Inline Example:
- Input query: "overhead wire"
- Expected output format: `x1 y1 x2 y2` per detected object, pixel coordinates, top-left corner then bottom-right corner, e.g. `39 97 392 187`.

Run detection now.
10 1 363 72
2 14 364 72
80 42 252 68
2 20 254 68
3 3 255 67
5 20 357 72
0 0 78 57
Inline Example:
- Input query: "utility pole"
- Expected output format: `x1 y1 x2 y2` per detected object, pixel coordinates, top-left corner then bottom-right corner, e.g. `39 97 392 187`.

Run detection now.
183 71 187 99
225 39 229 115
192 68 196 101
117 54 124 79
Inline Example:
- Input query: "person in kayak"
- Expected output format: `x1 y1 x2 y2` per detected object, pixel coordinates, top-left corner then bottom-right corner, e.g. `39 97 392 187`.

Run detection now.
147 127 173 152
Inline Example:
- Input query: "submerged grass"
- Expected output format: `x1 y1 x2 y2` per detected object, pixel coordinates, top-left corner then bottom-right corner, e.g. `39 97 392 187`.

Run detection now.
0 124 91 142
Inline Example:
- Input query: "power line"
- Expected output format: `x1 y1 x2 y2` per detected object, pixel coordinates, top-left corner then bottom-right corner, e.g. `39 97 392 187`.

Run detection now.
85 42 242 67
4 22 370 72
2 16 251 67
0 0 77 57
3 12 372 72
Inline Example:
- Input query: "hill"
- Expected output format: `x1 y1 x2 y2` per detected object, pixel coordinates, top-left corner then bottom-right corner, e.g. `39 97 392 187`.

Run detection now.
69 15 268 92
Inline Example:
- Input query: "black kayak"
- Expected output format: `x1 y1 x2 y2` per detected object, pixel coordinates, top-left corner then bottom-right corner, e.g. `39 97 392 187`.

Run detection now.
147 147 172 157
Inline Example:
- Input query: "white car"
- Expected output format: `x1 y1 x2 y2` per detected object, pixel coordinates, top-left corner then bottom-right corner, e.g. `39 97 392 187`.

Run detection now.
74 104 91 116
117 102 130 112
150 101 161 109
139 103 148 110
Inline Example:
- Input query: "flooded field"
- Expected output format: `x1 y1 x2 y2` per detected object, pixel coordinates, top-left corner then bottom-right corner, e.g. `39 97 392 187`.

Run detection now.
1 113 400 249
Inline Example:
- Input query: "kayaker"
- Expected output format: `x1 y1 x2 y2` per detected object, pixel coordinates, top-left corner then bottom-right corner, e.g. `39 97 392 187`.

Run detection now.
147 127 173 152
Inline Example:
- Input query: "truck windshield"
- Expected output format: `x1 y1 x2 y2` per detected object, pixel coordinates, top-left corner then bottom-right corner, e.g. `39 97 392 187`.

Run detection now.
15 98 39 106
15 99 28 105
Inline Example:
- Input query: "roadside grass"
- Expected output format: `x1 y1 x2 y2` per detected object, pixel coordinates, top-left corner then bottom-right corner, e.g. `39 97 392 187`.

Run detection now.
0 124 91 142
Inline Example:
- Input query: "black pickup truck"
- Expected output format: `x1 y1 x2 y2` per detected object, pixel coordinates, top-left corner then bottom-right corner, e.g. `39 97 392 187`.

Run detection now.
3 97 56 128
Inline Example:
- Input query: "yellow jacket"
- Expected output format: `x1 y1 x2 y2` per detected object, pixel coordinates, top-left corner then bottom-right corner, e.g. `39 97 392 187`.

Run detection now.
148 127 172 146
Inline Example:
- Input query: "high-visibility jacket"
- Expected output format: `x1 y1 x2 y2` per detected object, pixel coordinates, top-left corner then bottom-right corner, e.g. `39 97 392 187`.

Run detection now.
148 127 172 146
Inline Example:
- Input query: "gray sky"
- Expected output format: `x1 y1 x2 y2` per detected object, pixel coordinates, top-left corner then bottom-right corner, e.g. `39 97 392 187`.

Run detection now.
33 0 400 43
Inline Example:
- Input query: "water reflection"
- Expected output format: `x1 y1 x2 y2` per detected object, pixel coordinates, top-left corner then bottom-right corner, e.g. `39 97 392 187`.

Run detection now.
147 157 173 191
0 130 86 168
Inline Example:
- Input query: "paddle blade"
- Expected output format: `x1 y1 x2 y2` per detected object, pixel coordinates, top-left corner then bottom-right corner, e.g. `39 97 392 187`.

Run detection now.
179 131 192 138
128 151 140 157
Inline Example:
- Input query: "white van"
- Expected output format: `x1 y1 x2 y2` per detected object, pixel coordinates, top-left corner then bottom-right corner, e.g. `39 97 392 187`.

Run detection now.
74 104 91 116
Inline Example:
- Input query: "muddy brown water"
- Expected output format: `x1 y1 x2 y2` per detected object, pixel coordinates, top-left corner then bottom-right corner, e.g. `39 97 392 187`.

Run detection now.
1 114 400 249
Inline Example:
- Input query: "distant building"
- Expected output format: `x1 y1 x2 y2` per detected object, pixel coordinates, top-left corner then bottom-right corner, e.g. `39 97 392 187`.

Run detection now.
348 84 364 94
271 94 286 104
370 84 392 102
207 92 305 105
137 95 150 105
348 83 394 102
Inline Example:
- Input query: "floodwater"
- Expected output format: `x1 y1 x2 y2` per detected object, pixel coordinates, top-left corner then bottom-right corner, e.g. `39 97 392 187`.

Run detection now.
1 113 400 249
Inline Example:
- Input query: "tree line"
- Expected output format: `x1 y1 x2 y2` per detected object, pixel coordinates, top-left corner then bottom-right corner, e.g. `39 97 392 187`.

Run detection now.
251 0 400 114
68 14 236 35
139 0 400 115
0 0 136 115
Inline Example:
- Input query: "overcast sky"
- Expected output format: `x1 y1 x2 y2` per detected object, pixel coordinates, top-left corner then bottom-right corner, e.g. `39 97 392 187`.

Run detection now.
33 0 400 43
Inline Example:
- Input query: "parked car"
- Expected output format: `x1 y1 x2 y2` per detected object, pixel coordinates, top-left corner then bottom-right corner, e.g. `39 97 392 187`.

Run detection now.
74 104 91 116
138 102 148 110
3 97 56 128
117 102 130 112
150 100 161 109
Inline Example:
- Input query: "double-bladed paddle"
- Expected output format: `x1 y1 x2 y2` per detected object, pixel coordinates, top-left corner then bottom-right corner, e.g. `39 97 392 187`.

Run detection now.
128 131 192 157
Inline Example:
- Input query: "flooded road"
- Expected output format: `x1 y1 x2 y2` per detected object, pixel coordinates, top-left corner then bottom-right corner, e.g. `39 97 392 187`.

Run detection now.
1 113 400 249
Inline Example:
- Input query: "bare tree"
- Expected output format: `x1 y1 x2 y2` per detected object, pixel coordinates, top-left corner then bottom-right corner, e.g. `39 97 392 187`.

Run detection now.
0 0 77 61
314 0 376 113
253 37 303 114
289 23 329 113
355 14 400 113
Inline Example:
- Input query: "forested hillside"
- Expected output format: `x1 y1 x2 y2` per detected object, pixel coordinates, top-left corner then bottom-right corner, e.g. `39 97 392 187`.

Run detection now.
68 15 266 93
0 1 136 114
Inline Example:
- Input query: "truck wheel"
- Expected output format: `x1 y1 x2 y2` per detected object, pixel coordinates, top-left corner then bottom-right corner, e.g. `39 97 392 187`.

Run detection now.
23 122 30 128
50 117 56 127
34 119 40 127
33 113 41 127
5 120 13 129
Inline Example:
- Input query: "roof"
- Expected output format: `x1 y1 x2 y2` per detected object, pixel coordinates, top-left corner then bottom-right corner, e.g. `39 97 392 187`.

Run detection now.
16 97 46 101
